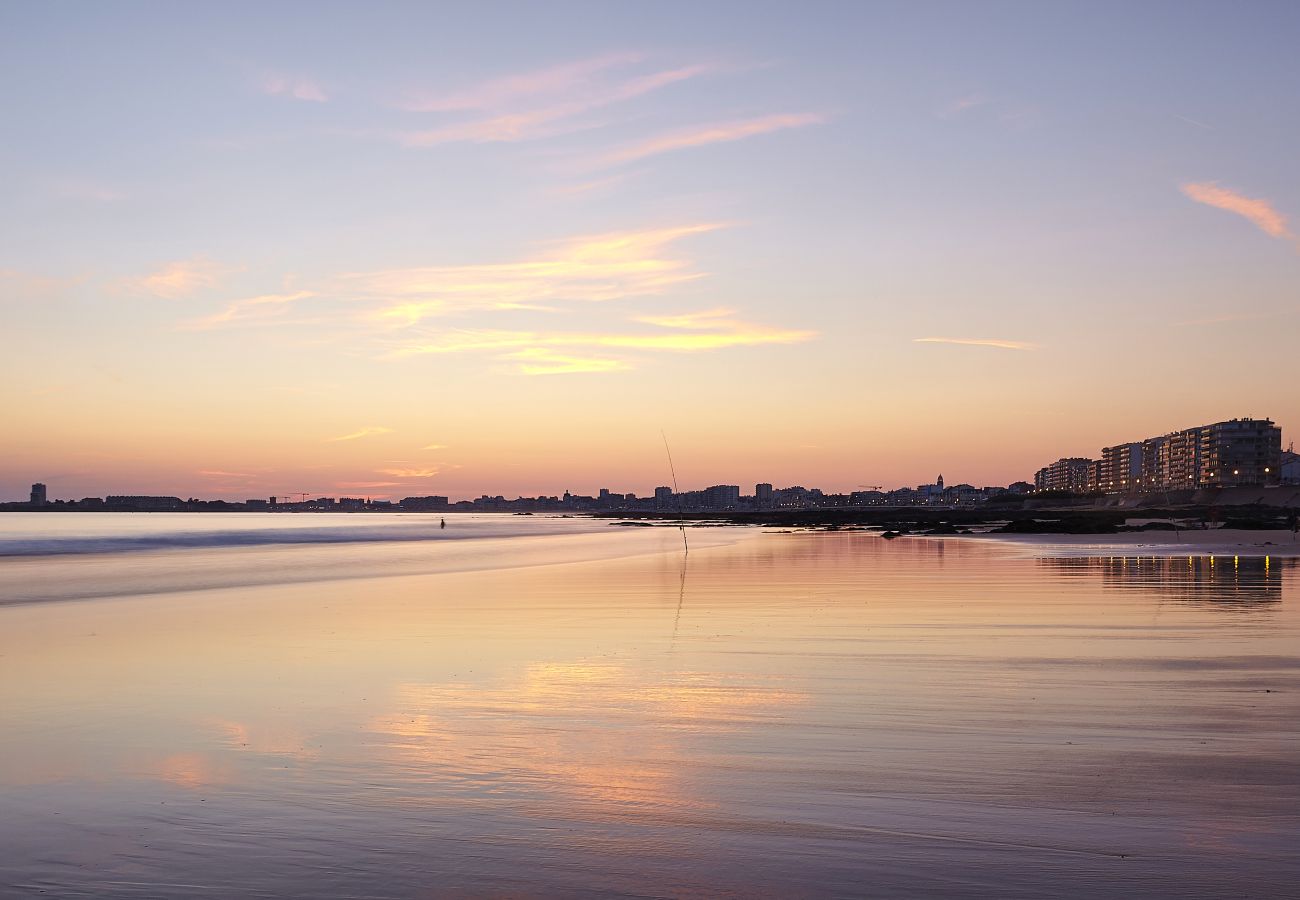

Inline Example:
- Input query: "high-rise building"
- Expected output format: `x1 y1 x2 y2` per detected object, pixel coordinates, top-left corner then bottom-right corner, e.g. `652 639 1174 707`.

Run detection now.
1034 417 1283 494
703 485 741 509
755 483 773 507
30 483 47 504
1034 458 1092 492
654 486 673 508
1099 443 1142 493
1198 418 1282 487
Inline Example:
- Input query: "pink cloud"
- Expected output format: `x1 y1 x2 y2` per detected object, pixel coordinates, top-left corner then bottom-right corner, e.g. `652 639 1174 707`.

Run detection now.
1181 182 1290 239
594 113 825 167
124 257 232 299
399 52 642 112
396 54 715 147
262 74 328 103
913 337 1034 350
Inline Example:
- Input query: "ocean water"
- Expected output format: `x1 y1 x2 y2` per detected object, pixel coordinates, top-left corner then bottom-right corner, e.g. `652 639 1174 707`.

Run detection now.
1 514 1297 897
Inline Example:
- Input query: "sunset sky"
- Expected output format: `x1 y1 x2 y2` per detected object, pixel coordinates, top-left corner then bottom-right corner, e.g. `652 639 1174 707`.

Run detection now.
3 1 1298 501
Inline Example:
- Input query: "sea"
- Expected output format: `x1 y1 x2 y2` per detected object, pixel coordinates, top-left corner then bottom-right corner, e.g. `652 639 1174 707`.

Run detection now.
1 513 1297 897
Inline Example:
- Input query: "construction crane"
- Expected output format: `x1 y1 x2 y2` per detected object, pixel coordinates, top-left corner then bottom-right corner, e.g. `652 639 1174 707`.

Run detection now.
857 484 883 491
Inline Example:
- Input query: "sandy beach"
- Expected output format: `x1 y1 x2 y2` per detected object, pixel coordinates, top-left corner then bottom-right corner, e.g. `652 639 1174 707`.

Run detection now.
2 516 1297 897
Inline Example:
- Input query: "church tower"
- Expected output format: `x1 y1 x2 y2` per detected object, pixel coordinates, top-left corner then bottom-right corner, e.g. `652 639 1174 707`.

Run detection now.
937 474 944 491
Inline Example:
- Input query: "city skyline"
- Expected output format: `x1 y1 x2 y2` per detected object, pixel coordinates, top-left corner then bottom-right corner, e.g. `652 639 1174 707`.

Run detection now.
4 3 1300 500
7 410 1292 503
12 411 1298 507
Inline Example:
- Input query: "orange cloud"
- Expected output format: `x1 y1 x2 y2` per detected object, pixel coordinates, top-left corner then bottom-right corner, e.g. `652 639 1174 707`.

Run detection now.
345 223 723 326
378 467 441 478
595 113 825 166
507 348 630 375
634 307 736 329
184 290 315 329
126 257 230 299
1181 182 1291 239
391 311 815 374
913 337 1033 350
327 426 394 442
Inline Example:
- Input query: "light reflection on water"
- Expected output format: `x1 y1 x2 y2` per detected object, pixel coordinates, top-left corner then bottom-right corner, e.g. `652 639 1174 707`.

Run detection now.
1042 554 1286 604
1 524 1298 897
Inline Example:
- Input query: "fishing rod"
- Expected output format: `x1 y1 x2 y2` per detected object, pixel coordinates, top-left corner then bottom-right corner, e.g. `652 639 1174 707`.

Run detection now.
661 430 688 555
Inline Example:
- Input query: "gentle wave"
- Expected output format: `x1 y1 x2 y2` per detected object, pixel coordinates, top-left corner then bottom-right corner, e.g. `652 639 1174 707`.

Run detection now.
0 514 608 558
1 525 492 557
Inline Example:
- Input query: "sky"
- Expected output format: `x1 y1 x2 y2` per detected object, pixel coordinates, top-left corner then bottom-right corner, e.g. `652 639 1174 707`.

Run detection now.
2 1 1298 501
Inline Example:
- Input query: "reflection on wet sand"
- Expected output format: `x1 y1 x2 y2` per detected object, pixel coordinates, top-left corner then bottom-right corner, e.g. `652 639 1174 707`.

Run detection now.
1 525 1297 897
370 661 806 813
1042 554 1292 604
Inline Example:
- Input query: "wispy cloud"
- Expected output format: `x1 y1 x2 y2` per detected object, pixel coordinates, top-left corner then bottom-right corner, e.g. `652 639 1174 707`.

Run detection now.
125 257 231 299
544 172 637 199
327 426 394 442
913 337 1034 350
1181 182 1291 239
421 444 448 451
396 53 712 147
391 310 815 374
261 73 328 102
507 348 630 376
939 93 988 117
1176 309 1290 327
378 467 441 478
184 291 315 329
593 113 824 167
198 469 258 478
401 52 641 112
1174 114 1213 131
345 223 723 326
634 307 736 329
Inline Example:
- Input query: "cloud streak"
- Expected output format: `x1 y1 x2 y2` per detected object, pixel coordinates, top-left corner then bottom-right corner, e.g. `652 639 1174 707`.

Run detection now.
344 224 724 326
396 53 713 147
184 291 315 329
1181 182 1291 239
327 426 395 442
938 93 989 118
125 257 231 299
262 74 328 102
400 52 641 112
507 348 630 376
593 113 824 167
913 337 1034 350
391 310 815 374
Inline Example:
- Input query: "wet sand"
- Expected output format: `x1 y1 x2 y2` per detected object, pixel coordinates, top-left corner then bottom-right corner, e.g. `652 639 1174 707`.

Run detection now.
1 518 1297 897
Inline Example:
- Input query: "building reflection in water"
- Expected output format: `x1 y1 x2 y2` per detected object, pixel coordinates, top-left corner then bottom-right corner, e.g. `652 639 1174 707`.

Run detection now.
1041 554 1291 604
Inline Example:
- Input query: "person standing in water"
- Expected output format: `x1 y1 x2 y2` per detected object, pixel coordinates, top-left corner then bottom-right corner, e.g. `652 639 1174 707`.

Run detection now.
440 518 445 529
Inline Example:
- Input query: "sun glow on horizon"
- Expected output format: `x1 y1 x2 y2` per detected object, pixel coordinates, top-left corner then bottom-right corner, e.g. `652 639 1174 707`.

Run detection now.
2 5 1298 500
